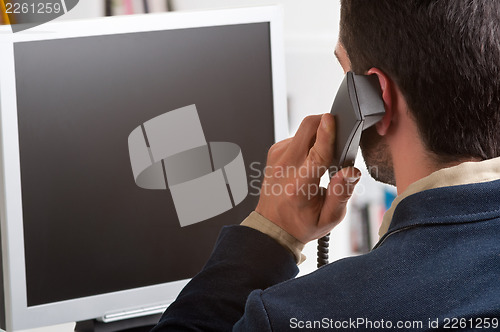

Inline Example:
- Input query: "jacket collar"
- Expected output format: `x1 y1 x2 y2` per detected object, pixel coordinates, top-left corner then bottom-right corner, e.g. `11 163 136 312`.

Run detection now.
378 156 500 238
375 178 500 249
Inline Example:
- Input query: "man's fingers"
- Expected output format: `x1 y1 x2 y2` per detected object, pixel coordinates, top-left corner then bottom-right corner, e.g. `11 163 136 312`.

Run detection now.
306 114 335 169
321 167 361 222
287 115 323 162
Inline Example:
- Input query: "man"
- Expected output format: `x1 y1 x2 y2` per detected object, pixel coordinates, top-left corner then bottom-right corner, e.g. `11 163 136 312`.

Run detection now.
152 0 500 330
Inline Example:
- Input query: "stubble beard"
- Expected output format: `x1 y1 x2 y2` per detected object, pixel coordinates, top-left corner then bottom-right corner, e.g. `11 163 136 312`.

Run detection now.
359 126 397 187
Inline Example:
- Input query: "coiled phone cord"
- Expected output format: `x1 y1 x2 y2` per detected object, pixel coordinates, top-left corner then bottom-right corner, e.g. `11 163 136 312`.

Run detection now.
317 233 330 268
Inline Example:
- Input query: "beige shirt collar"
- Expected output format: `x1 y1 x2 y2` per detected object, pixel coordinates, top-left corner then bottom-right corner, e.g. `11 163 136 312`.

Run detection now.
379 156 500 238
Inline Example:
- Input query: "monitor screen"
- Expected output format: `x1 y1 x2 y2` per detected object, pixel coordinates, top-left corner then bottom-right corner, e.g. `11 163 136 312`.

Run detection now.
0 7 287 331
16 21 274 308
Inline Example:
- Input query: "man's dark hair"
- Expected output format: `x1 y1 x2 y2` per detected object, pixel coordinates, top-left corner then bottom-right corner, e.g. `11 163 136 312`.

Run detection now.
340 0 500 162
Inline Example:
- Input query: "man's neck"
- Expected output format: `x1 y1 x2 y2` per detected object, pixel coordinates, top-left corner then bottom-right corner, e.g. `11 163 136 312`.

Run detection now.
394 150 479 195
394 154 435 195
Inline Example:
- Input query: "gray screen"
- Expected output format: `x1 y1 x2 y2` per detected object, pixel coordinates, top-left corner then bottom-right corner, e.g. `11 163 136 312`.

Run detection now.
14 23 275 306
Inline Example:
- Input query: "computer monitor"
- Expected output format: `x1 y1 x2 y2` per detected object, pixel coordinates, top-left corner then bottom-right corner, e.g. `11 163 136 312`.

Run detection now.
0 7 288 331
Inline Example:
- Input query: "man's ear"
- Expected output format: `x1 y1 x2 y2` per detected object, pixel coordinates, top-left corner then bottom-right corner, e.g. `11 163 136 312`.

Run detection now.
366 68 393 136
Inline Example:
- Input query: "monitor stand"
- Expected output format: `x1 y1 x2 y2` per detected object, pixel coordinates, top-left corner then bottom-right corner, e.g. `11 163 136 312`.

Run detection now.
75 314 161 332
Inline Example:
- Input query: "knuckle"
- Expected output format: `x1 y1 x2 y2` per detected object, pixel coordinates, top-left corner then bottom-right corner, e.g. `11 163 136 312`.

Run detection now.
302 115 319 127
267 144 278 157
329 182 350 202
267 143 281 161
308 146 329 167
267 138 291 162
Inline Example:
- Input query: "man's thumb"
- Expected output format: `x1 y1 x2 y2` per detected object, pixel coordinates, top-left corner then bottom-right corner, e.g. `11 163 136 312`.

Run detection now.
323 167 361 220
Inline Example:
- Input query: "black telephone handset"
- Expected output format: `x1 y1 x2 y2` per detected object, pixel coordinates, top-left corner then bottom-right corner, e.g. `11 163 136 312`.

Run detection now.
317 72 386 268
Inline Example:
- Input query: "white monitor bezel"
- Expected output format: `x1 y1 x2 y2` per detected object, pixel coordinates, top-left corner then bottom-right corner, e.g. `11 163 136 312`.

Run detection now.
0 6 288 331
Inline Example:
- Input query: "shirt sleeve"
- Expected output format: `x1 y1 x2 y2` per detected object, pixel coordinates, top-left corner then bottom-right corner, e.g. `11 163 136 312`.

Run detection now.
241 211 306 264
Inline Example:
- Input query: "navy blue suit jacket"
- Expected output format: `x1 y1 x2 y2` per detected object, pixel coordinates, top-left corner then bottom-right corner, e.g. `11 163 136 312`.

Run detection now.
152 180 500 331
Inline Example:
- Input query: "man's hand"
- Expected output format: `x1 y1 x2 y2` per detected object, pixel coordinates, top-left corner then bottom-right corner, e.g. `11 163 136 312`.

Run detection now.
255 113 361 244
